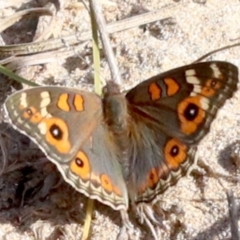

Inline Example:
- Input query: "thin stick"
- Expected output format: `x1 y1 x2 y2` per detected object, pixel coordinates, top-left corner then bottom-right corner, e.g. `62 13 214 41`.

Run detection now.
89 0 121 84
226 190 240 240
193 42 240 63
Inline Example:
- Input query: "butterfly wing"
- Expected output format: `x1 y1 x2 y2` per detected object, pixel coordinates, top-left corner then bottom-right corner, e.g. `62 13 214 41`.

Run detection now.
4 86 128 210
125 61 238 203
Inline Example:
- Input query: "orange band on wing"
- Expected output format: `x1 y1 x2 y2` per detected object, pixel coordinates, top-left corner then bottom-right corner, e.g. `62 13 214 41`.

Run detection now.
57 93 70 111
73 94 84 111
164 78 180 96
148 82 161 100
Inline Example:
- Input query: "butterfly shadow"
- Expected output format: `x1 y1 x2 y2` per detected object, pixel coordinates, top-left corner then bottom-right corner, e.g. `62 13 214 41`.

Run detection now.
190 191 240 240
187 142 240 240
218 140 240 174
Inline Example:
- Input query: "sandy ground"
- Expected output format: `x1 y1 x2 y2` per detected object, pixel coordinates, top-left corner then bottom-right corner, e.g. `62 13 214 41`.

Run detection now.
0 0 240 239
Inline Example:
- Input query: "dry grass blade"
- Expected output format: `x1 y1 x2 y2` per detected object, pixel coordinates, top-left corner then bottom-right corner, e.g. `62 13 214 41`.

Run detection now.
0 42 86 70
81 198 94 240
0 9 172 58
81 1 104 239
32 2 57 42
89 1 102 95
0 65 38 86
0 134 8 175
26 2 56 43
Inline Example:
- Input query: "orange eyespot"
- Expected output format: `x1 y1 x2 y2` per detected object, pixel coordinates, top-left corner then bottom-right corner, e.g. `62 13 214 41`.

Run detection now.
70 151 91 179
43 118 71 153
164 138 187 169
178 96 205 135
100 174 113 193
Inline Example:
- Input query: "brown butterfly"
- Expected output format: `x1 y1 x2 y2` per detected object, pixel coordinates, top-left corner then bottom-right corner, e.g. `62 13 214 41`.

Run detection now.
3 61 238 238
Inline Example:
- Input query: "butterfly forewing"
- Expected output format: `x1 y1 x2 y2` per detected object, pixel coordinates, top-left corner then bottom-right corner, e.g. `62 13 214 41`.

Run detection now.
126 61 238 143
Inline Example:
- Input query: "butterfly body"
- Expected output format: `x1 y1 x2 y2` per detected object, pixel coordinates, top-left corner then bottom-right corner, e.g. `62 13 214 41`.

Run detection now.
3 61 238 237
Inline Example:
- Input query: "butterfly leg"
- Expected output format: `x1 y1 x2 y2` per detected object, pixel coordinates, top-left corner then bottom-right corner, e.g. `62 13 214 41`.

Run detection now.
135 203 167 240
116 210 134 240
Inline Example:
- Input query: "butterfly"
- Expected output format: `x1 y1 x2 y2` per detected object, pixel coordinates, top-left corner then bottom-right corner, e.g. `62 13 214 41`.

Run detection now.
3 61 238 239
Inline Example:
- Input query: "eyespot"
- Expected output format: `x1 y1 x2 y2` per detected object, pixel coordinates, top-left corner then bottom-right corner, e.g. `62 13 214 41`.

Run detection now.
70 151 91 179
